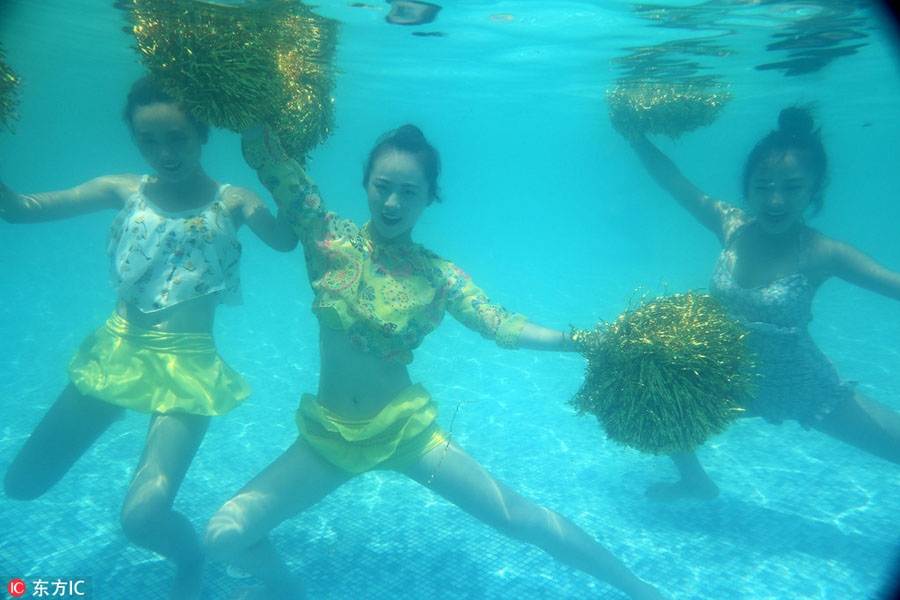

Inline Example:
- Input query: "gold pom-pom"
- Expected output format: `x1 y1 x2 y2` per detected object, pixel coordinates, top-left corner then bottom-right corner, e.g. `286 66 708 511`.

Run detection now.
0 43 22 134
127 0 339 163
607 80 732 140
570 290 755 455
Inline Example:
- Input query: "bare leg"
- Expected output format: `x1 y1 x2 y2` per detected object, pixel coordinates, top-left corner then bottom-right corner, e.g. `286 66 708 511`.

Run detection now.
813 392 900 464
4 383 125 500
644 451 719 502
119 412 210 600
405 441 665 600
202 439 351 600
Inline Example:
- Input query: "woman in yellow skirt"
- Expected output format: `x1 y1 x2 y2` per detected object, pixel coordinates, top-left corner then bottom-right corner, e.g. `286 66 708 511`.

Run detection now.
1 76 297 599
202 124 665 600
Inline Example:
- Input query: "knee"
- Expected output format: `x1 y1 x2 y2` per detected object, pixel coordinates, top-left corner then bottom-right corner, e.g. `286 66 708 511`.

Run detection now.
487 495 553 543
201 509 247 564
3 465 47 501
120 495 170 545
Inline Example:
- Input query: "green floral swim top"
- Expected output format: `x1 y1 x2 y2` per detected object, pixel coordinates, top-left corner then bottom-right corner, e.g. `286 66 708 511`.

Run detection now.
243 128 529 365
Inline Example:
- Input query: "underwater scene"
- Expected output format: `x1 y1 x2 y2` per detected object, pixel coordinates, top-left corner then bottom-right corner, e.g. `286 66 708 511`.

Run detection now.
1 0 899 599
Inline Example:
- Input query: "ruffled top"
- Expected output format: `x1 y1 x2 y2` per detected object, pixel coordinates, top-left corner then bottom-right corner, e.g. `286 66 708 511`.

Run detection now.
108 176 242 312
243 128 528 365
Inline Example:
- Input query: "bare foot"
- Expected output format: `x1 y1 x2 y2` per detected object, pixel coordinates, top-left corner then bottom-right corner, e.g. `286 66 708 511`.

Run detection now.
169 560 204 600
645 478 719 501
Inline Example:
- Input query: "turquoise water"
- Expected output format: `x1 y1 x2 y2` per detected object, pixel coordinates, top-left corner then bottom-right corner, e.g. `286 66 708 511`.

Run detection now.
2 0 900 598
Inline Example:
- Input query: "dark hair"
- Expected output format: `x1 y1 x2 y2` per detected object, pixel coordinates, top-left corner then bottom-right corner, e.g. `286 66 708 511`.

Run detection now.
362 124 442 202
742 106 828 215
122 76 209 141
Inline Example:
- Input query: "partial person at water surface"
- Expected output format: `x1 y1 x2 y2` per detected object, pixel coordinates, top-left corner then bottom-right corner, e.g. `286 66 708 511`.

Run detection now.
201 123 667 600
0 76 297 600
624 106 900 501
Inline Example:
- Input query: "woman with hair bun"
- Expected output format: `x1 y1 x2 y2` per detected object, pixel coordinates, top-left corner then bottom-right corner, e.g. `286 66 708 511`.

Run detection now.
202 123 665 600
625 106 900 501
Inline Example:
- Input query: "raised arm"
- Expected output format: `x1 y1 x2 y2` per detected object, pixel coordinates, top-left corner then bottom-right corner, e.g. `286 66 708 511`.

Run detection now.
823 237 900 301
223 186 298 252
0 175 134 223
240 124 333 244
629 134 741 245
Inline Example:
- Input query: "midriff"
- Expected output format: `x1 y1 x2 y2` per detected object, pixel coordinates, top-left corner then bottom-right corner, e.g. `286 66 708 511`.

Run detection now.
316 325 413 419
115 295 217 334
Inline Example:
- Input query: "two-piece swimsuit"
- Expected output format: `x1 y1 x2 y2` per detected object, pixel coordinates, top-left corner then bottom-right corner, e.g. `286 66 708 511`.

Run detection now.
68 175 251 416
244 128 529 474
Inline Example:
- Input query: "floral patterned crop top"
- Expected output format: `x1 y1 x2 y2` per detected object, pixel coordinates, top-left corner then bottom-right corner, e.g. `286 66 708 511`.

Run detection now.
242 129 528 365
108 176 242 313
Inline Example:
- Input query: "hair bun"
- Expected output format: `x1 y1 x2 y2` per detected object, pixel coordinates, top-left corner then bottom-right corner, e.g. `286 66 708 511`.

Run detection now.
393 124 426 142
778 107 814 136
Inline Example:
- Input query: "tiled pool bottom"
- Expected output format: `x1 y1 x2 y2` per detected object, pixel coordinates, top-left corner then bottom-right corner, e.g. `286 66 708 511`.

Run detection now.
2 283 899 600
3 392 900 600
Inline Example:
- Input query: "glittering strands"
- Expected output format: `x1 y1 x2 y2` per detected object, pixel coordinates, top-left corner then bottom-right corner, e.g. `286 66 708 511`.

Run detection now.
570 290 755 455
0 44 22 134
607 81 732 140
129 0 338 163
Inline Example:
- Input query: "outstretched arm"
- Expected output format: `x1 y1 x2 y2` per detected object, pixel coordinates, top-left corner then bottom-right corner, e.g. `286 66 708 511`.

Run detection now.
440 261 577 353
825 238 900 301
0 175 133 223
518 323 577 352
629 134 741 245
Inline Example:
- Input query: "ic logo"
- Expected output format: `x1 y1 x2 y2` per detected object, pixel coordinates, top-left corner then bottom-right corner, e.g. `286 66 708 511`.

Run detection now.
7 579 26 597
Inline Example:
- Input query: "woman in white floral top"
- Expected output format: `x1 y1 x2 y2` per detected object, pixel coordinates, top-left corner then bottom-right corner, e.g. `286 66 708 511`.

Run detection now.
1 77 297 600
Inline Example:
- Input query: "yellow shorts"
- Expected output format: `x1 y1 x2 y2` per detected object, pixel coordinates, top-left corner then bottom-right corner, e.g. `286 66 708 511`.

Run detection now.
68 312 250 416
296 383 447 474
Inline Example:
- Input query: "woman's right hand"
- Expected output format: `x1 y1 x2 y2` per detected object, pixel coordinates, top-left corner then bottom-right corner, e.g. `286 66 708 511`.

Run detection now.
627 132 651 149
241 122 284 172
241 122 266 144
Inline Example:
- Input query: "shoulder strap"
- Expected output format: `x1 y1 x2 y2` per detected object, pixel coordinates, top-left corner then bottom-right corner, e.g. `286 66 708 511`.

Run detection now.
125 174 151 206
795 226 815 271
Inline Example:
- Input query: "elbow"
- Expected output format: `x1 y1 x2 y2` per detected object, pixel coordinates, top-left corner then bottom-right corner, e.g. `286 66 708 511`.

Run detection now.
1 194 42 223
275 233 299 253
279 240 299 253
0 204 29 223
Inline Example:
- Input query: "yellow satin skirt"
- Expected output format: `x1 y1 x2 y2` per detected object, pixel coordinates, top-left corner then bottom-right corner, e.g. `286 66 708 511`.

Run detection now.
68 312 250 416
296 383 447 474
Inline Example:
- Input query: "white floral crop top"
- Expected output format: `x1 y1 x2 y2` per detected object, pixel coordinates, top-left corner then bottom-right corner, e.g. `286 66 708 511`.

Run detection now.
108 176 242 312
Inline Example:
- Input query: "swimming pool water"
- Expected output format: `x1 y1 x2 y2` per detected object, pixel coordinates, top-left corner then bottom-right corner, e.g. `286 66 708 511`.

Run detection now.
2 1 900 599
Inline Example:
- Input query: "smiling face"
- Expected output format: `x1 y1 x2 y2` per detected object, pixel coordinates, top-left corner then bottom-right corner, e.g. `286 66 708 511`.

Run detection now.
131 102 206 183
366 149 432 242
745 150 817 235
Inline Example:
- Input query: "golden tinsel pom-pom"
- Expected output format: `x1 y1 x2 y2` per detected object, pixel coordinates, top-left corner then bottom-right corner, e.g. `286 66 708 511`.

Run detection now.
0 44 22 134
570 290 755 455
607 81 732 140
128 0 339 163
